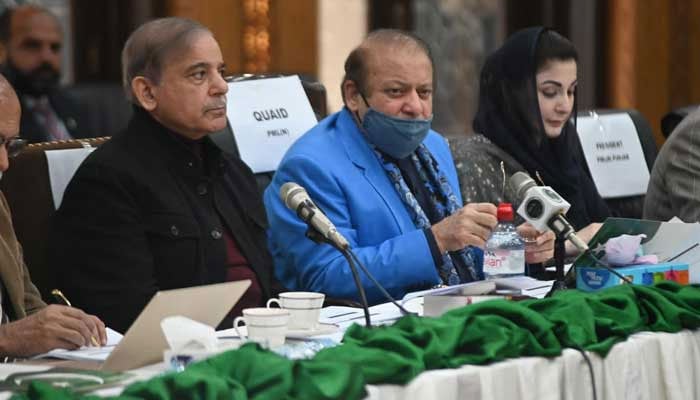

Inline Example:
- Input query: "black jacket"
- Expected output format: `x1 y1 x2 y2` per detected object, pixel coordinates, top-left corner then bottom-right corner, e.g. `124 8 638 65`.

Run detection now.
49 107 276 333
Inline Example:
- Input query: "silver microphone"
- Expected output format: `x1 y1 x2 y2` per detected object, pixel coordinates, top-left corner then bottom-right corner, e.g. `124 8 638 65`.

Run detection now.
508 172 589 253
280 182 350 250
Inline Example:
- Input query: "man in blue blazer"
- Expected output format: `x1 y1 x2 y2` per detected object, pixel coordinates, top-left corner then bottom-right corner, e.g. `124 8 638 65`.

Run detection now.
265 30 554 304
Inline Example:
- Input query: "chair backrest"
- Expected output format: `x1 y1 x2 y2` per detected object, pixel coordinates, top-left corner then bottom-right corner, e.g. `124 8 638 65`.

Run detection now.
578 108 658 219
661 104 700 139
0 138 110 300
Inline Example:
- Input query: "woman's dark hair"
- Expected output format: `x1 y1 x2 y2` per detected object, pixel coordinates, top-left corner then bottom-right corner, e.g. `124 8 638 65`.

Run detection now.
534 30 578 72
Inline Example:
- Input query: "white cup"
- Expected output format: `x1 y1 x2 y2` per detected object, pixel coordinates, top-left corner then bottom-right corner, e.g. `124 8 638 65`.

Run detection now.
266 292 325 330
233 307 290 348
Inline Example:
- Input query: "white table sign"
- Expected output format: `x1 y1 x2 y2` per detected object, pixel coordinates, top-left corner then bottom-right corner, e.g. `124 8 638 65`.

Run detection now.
225 76 318 173
576 112 650 198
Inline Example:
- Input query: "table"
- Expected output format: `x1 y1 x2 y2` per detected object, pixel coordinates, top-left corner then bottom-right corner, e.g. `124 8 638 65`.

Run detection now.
2 281 699 400
3 329 697 400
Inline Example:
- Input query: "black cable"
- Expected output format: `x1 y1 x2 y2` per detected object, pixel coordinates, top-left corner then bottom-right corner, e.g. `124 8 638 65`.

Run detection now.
572 346 598 400
348 250 416 316
554 236 566 280
587 251 633 284
338 247 372 327
296 201 413 319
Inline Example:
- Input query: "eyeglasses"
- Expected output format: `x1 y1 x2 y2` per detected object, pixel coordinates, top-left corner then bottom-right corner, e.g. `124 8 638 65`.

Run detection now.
0 136 27 158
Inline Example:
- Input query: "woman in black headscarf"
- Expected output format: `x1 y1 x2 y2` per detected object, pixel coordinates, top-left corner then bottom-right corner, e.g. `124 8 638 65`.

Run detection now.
451 27 608 253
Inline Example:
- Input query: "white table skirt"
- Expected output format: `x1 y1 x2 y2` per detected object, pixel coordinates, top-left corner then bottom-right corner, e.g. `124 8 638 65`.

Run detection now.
365 329 700 400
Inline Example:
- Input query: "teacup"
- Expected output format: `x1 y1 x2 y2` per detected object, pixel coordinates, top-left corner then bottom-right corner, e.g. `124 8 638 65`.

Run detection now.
266 291 325 330
233 307 290 348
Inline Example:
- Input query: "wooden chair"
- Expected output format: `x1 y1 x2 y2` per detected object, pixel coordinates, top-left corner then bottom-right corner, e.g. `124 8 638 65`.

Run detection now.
0 138 109 300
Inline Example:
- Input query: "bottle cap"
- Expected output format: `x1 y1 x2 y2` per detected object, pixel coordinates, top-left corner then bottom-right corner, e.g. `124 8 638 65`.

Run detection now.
497 202 514 222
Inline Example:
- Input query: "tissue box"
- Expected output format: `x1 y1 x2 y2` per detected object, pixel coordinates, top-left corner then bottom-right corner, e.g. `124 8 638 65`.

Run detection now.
576 262 689 292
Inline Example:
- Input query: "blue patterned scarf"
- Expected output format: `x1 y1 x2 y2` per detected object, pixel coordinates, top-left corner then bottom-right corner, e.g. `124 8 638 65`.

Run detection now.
375 144 482 284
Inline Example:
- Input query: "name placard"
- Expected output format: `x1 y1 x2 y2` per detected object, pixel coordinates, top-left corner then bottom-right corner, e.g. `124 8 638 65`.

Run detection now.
576 113 650 198
225 76 318 173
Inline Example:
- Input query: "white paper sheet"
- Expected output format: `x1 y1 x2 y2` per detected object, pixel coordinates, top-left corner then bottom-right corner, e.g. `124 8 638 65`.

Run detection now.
44 147 95 209
35 328 123 362
576 113 650 198
225 76 317 173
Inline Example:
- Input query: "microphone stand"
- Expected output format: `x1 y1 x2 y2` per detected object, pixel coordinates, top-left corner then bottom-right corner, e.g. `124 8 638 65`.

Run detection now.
554 236 566 281
298 206 372 328
546 234 569 296
547 231 633 297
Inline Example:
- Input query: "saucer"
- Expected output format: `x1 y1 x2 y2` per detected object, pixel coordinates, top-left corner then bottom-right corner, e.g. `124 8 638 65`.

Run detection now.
285 323 340 339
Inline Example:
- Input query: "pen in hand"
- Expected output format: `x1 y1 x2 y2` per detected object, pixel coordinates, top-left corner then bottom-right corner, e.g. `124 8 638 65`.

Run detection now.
51 289 101 347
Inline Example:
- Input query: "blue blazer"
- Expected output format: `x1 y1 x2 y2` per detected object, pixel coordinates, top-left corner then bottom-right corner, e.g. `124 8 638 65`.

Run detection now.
264 108 462 304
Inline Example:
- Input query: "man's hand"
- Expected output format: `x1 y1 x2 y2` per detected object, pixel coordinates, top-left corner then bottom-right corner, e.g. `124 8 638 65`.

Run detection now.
517 223 556 264
565 222 603 256
431 203 498 253
0 305 107 358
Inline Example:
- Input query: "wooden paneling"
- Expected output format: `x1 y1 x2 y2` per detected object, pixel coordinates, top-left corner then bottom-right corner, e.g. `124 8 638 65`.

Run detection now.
164 0 317 77
606 0 636 109
690 0 700 102
268 0 317 76
165 0 244 73
72 0 161 82
606 0 700 146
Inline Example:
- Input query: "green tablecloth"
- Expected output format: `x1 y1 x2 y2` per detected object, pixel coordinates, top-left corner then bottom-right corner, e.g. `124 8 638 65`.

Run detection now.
16 282 700 400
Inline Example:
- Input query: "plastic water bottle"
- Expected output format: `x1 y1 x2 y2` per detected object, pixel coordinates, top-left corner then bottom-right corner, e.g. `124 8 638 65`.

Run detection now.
483 203 525 279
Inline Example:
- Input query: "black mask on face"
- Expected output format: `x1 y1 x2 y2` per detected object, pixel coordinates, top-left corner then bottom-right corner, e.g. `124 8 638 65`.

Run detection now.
1 59 60 96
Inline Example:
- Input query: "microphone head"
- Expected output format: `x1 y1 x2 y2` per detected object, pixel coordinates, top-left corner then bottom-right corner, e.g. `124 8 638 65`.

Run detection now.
280 182 306 209
509 172 538 202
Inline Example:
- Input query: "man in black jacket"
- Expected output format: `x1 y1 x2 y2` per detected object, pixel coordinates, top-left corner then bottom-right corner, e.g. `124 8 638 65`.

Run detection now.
49 18 276 333
0 5 91 143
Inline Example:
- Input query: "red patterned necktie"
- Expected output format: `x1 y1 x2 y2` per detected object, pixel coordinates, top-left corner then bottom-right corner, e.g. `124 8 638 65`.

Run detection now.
33 98 72 141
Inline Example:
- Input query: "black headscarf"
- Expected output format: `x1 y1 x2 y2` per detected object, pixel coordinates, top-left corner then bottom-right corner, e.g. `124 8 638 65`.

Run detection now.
473 26 609 230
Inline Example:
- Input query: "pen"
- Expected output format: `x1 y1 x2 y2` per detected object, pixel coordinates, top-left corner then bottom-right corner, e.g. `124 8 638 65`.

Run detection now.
51 289 100 347
326 311 359 319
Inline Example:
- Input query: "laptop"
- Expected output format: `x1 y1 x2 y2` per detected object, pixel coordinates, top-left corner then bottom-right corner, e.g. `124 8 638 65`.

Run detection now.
101 280 251 371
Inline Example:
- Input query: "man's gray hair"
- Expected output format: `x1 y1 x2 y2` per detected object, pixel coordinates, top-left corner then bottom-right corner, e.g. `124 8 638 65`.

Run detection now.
121 17 211 104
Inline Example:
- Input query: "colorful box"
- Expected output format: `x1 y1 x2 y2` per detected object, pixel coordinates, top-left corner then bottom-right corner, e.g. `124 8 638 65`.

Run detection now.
576 262 689 292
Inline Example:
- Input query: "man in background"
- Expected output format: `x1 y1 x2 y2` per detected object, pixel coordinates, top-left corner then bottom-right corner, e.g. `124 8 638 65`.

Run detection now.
0 5 90 142
645 107 700 222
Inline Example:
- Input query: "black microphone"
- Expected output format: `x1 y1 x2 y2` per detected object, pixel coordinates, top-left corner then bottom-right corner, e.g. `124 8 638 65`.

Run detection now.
280 182 350 250
509 172 589 253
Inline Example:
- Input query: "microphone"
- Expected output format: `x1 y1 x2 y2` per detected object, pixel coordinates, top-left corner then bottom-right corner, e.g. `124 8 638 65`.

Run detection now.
280 182 349 250
509 172 589 253
279 182 415 325
280 182 371 326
